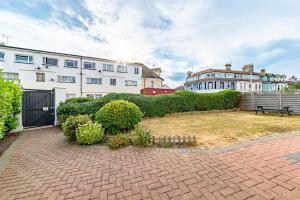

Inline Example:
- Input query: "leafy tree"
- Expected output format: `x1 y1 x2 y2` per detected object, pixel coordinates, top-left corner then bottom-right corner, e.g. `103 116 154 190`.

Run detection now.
0 69 23 139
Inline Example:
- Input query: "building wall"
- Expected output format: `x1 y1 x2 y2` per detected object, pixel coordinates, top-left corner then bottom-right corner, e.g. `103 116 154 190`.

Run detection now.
141 77 163 89
0 47 143 98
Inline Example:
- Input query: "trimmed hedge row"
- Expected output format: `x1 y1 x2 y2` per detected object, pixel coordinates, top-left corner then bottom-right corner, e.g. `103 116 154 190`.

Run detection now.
57 90 241 123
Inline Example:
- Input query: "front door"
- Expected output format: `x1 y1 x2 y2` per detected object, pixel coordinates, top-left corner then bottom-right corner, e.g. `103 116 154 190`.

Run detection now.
22 90 55 128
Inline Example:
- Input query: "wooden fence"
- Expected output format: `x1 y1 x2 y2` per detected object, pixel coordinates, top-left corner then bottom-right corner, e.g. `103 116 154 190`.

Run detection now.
239 90 300 114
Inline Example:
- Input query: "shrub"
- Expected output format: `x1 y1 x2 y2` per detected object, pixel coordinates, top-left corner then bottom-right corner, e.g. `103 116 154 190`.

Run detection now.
75 122 104 145
65 97 95 104
0 71 22 139
107 134 129 149
57 90 241 121
129 124 151 146
95 100 143 134
57 99 109 124
62 115 91 141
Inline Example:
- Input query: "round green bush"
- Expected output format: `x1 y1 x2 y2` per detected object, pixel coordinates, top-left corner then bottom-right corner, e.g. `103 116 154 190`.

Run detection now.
75 122 104 145
62 115 91 141
95 100 143 134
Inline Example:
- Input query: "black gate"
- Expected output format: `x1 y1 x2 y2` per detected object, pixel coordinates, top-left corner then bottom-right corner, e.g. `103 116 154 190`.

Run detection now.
22 90 55 128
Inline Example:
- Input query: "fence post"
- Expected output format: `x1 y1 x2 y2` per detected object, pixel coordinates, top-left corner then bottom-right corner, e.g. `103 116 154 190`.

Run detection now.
279 90 282 109
252 92 255 110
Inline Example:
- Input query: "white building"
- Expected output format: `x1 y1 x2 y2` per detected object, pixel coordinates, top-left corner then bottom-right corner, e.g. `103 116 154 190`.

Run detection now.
0 45 143 98
0 45 143 128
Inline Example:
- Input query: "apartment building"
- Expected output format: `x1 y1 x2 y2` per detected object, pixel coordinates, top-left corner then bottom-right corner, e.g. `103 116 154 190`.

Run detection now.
185 64 290 93
0 45 143 128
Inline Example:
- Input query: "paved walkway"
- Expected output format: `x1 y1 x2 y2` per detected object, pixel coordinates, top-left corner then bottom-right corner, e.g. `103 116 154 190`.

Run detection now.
1 128 300 200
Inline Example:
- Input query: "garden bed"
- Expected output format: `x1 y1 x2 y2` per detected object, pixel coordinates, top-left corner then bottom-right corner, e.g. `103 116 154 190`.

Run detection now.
0 132 21 157
142 111 300 147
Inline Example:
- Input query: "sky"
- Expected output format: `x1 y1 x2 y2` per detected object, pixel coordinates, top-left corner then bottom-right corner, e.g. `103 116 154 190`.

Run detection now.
1 0 300 88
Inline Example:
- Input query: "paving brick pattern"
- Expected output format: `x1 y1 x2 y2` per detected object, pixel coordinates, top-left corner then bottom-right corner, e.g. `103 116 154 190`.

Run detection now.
1 127 300 200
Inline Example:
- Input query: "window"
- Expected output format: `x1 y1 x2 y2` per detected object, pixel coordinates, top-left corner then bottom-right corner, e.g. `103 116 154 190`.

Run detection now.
208 82 213 89
125 80 137 86
244 83 247 90
58 76 75 83
87 94 102 99
240 83 243 90
43 57 58 66
2 72 19 80
36 73 45 82
255 84 258 90
199 83 202 90
151 81 155 88
117 65 127 73
110 78 116 86
15 54 33 63
65 60 78 68
134 67 139 74
0 52 4 61
84 62 96 69
230 82 235 89
220 82 224 89
66 93 76 99
103 63 114 71
87 77 102 84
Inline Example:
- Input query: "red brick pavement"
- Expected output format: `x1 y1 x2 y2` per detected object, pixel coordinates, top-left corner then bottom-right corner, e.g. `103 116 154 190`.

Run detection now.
1 127 300 200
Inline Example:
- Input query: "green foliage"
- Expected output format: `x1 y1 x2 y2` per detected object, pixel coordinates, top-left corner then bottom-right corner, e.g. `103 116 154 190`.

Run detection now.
57 90 241 121
57 99 109 124
284 81 300 92
65 97 95 104
95 100 143 134
107 134 129 149
75 122 104 145
129 124 151 146
62 115 91 141
0 70 22 139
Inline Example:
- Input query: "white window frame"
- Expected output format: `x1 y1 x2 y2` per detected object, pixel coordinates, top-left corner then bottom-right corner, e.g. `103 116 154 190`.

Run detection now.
87 77 102 85
15 54 33 64
84 61 96 70
125 80 137 86
57 75 76 83
2 72 19 80
36 72 45 82
151 81 155 88
117 65 128 73
103 63 114 72
0 52 4 61
134 67 139 74
43 57 58 66
110 78 117 86
64 60 78 68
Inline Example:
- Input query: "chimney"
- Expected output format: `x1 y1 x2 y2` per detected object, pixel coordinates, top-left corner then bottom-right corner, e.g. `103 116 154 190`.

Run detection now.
187 71 193 77
260 69 266 75
225 63 232 70
242 64 254 73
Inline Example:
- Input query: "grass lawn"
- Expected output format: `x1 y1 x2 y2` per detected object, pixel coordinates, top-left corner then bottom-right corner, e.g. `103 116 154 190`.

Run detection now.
142 111 300 147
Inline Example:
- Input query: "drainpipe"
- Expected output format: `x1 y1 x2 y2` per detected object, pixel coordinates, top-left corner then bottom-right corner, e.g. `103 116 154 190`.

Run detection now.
80 58 83 97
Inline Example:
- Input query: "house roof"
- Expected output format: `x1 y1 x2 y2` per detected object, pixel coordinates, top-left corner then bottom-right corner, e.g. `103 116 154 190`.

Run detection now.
141 64 164 80
191 68 261 76
0 45 142 66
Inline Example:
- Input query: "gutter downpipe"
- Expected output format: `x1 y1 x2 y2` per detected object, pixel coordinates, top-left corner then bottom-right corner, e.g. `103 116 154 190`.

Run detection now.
80 58 83 97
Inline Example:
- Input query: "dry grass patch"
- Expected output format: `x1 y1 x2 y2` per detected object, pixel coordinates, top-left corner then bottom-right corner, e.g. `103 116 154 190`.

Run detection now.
142 111 300 147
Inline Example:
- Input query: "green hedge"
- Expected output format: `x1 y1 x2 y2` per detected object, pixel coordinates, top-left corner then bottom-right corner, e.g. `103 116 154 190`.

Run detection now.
0 71 23 139
57 90 241 122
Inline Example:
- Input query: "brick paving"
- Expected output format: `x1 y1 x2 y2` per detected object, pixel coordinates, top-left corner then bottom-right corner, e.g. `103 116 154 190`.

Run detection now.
1 127 300 200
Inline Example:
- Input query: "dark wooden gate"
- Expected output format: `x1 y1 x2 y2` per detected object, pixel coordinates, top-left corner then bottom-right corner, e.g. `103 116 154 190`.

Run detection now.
22 90 55 128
